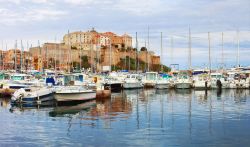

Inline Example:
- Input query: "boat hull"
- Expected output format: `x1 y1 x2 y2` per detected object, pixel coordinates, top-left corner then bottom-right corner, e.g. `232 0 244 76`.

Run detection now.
55 91 96 102
155 83 171 89
104 83 122 92
175 83 192 89
123 83 143 89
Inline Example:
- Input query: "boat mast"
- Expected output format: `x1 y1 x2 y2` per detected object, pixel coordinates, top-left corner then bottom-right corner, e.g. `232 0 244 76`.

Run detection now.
26 41 29 71
91 37 93 73
188 27 192 70
20 40 23 73
208 32 211 77
54 37 57 71
109 40 112 72
136 32 139 72
1 40 3 70
80 31 82 70
237 30 240 67
46 45 48 69
128 47 131 71
221 32 224 69
38 40 43 72
170 36 173 65
147 26 150 71
67 30 70 73
14 40 17 72
59 42 61 71
4 43 7 70
160 32 163 72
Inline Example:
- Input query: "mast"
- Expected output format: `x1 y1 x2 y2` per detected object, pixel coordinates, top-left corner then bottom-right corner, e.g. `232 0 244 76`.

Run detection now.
38 40 42 72
109 40 112 71
80 31 82 70
4 43 7 70
14 40 17 72
20 40 23 72
128 47 130 71
91 38 93 73
170 36 173 65
221 32 224 69
160 32 163 72
59 42 61 71
237 30 240 67
188 27 192 70
147 26 150 71
54 37 57 71
208 32 211 76
46 45 48 69
67 30 70 73
1 40 3 70
26 41 29 71
136 32 139 72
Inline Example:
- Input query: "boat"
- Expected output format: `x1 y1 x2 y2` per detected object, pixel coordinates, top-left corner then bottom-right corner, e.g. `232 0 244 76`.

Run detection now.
54 86 96 102
143 72 157 88
155 74 172 89
123 74 143 89
192 70 211 90
210 72 229 89
11 87 54 104
175 72 192 89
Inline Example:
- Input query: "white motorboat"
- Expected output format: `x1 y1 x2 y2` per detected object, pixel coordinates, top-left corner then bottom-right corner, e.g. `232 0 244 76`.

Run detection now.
143 72 157 88
54 86 96 102
210 73 229 89
193 75 211 89
11 87 54 104
175 72 192 89
155 74 172 89
123 74 143 89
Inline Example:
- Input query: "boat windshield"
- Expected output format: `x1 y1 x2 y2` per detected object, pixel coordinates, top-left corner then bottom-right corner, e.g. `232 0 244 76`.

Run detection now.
11 76 24 80
146 73 156 80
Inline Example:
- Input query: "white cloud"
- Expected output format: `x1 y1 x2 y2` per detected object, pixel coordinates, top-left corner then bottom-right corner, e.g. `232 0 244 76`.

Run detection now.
64 0 95 5
0 8 67 25
113 0 168 16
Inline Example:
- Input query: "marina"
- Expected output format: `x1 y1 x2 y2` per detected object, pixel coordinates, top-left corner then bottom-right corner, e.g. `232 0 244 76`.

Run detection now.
1 89 250 146
0 0 249 146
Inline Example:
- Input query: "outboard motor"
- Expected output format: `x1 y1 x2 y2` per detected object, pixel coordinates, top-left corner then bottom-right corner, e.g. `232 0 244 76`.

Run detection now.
11 88 26 103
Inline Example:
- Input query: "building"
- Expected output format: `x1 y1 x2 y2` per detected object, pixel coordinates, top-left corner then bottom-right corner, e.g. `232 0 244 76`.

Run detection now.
1 49 32 70
62 29 132 51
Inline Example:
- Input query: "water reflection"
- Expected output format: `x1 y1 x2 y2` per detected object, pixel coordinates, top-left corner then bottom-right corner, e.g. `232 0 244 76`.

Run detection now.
0 89 250 146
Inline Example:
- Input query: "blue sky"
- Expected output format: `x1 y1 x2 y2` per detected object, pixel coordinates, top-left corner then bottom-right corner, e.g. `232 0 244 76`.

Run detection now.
0 0 249 69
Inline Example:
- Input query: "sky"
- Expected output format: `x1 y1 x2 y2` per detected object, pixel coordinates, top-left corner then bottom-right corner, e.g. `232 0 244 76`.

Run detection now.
0 0 249 69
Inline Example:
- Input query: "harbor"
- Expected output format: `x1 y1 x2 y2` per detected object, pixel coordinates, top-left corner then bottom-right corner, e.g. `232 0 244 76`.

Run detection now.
1 0 250 146
1 89 250 146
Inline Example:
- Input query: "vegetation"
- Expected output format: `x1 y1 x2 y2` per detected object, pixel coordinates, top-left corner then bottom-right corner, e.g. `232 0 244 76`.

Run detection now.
140 47 147 51
111 56 171 72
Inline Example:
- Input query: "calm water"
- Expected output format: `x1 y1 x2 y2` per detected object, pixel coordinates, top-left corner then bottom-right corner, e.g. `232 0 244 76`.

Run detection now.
1 89 250 147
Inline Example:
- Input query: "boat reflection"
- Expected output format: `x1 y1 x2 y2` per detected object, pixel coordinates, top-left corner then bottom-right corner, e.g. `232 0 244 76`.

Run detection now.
0 97 10 108
49 100 96 117
9 101 56 113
